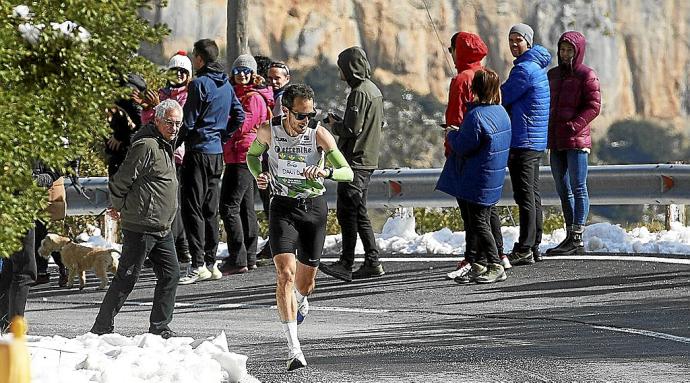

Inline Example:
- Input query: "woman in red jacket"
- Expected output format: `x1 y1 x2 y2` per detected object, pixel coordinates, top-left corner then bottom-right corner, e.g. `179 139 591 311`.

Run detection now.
546 31 601 255
220 55 274 274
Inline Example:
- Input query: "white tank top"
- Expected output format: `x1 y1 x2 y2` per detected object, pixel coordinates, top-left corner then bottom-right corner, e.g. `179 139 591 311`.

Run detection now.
268 118 325 198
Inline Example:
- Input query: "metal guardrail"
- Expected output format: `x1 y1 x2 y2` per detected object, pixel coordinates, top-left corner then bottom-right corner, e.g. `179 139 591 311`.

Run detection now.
65 164 690 215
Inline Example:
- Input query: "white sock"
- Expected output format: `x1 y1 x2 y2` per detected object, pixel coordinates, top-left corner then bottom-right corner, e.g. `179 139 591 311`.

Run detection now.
282 321 301 357
294 288 305 305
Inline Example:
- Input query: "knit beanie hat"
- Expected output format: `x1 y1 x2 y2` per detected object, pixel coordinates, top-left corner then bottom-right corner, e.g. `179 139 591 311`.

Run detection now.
509 23 534 48
168 50 192 74
232 54 257 73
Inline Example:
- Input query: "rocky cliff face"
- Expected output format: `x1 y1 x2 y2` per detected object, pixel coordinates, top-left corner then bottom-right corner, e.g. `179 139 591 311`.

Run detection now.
142 0 690 136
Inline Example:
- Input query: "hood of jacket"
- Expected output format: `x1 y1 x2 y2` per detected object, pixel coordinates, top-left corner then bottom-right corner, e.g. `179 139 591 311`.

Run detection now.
557 31 586 70
197 61 229 87
515 44 552 70
454 32 488 72
337 46 371 87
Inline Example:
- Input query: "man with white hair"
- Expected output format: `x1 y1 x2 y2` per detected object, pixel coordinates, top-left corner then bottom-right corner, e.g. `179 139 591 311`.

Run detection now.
91 99 183 339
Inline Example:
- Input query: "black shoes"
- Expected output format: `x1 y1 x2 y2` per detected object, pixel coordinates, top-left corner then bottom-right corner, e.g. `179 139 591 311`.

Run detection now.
150 328 176 339
352 262 385 279
532 247 543 262
319 261 353 282
90 326 114 336
177 249 192 263
507 248 535 266
31 273 50 286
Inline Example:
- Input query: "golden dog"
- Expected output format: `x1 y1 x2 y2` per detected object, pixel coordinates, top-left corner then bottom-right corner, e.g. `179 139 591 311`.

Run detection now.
38 234 120 290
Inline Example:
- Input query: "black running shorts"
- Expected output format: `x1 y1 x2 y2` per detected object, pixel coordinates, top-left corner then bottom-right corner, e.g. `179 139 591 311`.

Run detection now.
269 195 328 267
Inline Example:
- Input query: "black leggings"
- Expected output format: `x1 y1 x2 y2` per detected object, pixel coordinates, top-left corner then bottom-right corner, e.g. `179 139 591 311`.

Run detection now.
0 229 36 330
269 195 328 267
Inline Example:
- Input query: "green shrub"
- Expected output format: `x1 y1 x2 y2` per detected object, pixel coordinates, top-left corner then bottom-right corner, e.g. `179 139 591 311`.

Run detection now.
0 1 167 257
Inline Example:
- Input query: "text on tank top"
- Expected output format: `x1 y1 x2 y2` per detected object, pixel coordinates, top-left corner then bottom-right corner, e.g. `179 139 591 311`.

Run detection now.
268 119 325 198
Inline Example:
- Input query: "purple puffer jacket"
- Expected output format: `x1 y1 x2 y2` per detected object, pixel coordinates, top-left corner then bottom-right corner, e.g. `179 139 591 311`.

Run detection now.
547 31 601 150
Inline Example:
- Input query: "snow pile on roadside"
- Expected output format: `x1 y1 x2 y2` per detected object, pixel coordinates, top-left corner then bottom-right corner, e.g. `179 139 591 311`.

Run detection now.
25 331 255 383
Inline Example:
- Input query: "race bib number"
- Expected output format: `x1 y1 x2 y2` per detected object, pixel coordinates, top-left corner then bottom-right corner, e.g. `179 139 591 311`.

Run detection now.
277 158 306 179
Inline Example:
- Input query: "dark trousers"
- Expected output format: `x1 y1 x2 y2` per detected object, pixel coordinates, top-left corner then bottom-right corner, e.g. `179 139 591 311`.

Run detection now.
458 200 500 265
464 206 505 254
181 152 223 268
171 165 189 255
0 229 36 330
92 229 179 334
35 220 65 275
508 148 543 252
220 164 258 268
337 169 379 267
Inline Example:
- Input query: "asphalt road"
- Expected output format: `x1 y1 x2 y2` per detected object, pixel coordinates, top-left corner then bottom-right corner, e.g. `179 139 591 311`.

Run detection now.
26 254 690 382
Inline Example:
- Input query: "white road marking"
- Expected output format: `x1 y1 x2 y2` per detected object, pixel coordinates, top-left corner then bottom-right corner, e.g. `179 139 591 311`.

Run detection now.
592 325 690 344
322 255 690 264
545 255 690 265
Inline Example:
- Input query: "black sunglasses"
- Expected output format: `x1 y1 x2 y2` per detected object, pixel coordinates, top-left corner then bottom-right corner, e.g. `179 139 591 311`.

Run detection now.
289 109 317 121
232 67 253 76
269 62 290 75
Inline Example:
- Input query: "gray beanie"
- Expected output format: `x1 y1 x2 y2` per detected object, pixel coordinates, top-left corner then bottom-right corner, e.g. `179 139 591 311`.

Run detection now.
509 23 534 48
232 54 257 73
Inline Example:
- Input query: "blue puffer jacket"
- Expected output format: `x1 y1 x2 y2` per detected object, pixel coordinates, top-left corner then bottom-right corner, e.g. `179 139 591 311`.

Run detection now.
436 103 512 206
501 45 551 151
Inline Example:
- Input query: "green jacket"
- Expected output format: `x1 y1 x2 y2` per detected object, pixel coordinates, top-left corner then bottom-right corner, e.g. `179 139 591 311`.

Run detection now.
109 123 178 235
333 47 383 170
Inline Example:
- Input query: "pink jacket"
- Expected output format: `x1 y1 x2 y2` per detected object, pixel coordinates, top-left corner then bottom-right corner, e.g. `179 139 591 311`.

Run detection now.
223 82 274 164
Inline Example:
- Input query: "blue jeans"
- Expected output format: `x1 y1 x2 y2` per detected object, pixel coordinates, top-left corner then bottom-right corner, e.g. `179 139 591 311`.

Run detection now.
550 150 589 226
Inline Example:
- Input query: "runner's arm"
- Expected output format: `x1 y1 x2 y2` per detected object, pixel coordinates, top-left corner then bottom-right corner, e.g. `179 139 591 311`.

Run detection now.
316 125 353 182
247 121 271 178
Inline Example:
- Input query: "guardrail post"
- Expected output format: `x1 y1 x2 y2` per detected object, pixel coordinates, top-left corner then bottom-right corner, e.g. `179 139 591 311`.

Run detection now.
665 204 686 230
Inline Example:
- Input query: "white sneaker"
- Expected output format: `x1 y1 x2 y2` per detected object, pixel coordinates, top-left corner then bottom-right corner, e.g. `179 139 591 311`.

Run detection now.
500 254 512 269
210 262 222 280
296 296 309 325
445 260 471 280
287 352 307 371
178 266 212 285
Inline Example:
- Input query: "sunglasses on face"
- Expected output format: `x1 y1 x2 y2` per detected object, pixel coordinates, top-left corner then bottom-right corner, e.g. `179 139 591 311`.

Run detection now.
289 109 317 121
232 67 253 76
269 62 290 75
171 68 189 75
164 118 183 128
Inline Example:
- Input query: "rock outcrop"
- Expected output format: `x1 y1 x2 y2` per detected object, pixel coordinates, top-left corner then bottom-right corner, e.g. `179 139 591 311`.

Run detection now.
141 0 690 136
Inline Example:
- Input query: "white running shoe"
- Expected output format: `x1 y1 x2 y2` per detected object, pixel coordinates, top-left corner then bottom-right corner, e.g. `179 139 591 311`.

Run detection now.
297 296 309 325
210 262 223 280
178 266 212 285
287 352 307 371
500 254 512 269
445 260 471 280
